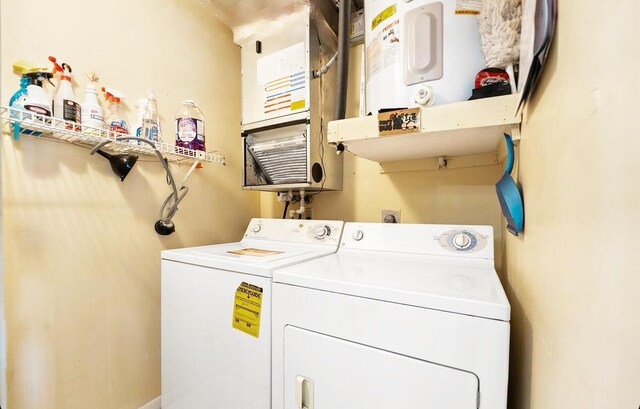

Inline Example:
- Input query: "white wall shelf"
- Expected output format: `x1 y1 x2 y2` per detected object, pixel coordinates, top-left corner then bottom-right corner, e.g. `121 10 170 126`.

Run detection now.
1 105 225 165
327 94 521 166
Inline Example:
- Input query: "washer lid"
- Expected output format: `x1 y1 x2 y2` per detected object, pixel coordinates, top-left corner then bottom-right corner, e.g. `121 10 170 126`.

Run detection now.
162 240 337 278
273 250 510 321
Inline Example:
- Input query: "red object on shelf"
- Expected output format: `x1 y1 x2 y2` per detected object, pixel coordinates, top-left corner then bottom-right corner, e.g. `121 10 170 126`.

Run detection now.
475 68 510 88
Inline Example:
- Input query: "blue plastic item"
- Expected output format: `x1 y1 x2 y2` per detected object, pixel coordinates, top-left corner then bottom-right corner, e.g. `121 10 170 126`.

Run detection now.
9 77 30 140
496 133 524 236
9 76 43 139
9 76 29 107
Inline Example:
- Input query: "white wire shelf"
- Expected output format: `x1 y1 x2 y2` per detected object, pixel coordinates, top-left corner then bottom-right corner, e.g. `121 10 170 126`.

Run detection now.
1 105 225 165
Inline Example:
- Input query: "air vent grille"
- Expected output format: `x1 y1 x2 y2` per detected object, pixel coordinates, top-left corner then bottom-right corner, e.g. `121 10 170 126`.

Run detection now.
247 133 308 184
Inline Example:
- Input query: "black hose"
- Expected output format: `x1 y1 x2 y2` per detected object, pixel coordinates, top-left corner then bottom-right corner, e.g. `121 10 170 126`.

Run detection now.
334 0 351 120
282 201 290 219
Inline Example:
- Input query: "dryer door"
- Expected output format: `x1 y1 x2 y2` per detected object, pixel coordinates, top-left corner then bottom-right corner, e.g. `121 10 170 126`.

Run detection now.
283 326 479 409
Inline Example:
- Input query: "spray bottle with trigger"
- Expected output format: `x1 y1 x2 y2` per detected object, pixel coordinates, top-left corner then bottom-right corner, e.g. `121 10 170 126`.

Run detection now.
101 87 129 139
49 56 81 130
10 61 54 138
9 66 37 139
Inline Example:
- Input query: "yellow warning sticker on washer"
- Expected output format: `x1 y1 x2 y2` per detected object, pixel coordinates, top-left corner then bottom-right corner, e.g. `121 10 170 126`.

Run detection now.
232 282 263 337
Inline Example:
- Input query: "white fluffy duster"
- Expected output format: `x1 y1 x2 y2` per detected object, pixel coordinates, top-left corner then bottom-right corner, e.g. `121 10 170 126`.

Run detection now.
477 0 523 68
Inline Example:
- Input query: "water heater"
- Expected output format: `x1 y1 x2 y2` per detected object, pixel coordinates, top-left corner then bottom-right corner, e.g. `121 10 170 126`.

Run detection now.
364 0 485 113
240 4 343 192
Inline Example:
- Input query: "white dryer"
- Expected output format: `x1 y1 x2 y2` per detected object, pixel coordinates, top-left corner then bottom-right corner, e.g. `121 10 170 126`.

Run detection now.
161 218 344 409
272 222 510 409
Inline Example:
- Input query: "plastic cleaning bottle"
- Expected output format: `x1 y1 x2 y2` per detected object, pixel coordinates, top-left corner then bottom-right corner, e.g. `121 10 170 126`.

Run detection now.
12 61 54 118
81 83 104 134
9 74 41 138
102 87 129 138
24 71 54 116
142 93 161 144
49 56 81 130
10 61 53 138
21 71 54 136
132 98 148 143
9 76 30 108
175 100 205 151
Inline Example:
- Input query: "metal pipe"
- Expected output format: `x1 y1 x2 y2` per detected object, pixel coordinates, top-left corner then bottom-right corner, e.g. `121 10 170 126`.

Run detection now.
334 0 351 120
291 189 306 218
313 51 338 79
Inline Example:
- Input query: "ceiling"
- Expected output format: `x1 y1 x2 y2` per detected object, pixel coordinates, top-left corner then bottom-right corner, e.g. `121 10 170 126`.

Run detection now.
198 0 363 42
201 0 310 29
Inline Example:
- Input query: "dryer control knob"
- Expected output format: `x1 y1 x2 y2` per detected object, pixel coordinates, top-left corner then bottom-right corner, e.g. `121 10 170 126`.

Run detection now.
251 224 261 233
314 225 330 240
352 229 364 241
452 233 471 249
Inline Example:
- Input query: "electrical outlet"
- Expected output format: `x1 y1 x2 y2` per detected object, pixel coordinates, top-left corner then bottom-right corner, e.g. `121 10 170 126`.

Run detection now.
381 210 400 223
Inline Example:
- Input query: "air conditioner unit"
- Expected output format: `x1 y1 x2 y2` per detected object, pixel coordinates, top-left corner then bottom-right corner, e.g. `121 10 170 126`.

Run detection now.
240 4 343 192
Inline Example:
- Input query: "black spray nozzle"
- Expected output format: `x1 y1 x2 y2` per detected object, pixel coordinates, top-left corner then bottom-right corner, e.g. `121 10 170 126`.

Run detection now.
24 72 54 87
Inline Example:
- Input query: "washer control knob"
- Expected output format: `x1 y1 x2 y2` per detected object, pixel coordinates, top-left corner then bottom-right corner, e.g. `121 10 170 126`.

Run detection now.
452 233 471 249
251 224 261 233
314 225 330 240
352 229 364 241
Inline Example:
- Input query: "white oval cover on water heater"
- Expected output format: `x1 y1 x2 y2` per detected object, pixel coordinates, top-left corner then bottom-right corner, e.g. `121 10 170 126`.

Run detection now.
404 2 443 85
364 0 485 113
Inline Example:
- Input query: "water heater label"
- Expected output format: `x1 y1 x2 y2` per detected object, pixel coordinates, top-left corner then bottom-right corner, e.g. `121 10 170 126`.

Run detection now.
367 19 400 84
232 282 263 338
371 3 396 31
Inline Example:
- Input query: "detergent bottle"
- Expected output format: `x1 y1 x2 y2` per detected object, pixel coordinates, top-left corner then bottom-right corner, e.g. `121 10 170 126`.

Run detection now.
102 87 129 138
175 100 205 151
49 56 81 130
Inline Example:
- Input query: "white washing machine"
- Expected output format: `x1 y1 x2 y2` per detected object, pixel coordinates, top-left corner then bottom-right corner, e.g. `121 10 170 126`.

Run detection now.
161 218 344 409
272 222 510 409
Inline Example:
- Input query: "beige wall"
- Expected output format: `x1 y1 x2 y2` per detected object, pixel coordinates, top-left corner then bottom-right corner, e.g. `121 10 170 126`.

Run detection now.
1 1 260 408
261 45 505 268
504 0 640 408
6 1 635 408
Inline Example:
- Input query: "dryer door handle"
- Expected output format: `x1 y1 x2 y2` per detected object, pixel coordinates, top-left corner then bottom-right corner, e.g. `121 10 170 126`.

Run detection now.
296 375 314 409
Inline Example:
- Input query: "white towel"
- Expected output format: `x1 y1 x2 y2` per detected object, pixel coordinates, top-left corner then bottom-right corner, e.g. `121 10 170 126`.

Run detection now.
477 0 523 68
